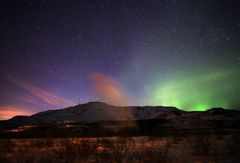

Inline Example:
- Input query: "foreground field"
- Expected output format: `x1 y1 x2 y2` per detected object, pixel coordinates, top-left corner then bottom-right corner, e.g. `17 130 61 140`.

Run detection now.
0 133 239 163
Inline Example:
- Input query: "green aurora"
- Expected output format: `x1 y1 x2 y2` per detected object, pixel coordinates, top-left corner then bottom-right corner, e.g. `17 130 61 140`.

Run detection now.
150 67 240 111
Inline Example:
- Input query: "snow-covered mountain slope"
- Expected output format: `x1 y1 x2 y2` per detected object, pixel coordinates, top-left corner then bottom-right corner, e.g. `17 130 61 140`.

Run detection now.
2 102 181 125
1 102 239 128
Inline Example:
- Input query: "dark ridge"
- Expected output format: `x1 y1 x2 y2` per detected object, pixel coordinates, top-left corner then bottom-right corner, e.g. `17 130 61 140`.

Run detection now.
0 102 239 131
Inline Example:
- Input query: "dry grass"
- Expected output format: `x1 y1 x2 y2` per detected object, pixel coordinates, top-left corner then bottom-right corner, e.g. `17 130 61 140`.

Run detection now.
0 134 237 163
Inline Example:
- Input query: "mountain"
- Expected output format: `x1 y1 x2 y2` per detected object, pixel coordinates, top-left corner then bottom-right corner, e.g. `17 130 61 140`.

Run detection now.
1 103 240 127
0 102 240 138
0 102 181 126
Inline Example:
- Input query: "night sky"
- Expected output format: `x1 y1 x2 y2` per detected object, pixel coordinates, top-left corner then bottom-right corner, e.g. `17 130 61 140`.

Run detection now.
0 0 240 119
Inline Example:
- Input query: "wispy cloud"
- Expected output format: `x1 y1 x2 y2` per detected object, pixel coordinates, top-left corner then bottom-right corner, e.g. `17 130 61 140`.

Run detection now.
0 106 32 120
89 73 129 106
11 79 76 108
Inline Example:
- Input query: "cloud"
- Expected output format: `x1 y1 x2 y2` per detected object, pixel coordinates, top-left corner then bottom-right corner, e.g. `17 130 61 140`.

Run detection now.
89 73 129 106
11 79 76 107
0 106 32 120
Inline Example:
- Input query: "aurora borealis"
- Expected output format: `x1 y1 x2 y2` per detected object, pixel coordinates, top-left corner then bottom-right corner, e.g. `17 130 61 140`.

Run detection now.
0 0 240 119
150 67 240 111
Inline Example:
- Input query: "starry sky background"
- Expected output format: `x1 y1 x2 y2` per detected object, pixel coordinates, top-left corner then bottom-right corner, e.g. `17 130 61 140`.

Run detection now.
0 0 240 119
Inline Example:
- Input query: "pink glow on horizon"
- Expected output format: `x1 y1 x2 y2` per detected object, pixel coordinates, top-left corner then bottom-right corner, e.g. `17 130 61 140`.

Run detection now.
0 106 33 120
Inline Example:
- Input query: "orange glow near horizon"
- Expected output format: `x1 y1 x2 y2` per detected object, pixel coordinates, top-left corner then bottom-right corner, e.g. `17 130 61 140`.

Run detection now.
0 106 32 120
